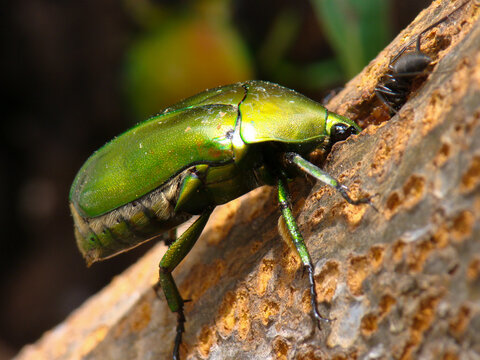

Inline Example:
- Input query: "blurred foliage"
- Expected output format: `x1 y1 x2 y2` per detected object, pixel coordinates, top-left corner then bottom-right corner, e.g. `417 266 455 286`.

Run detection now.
123 0 253 119
311 0 391 79
123 0 392 119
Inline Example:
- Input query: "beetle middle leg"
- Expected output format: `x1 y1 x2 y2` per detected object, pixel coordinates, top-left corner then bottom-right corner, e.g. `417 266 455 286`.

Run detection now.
278 154 375 328
277 177 331 327
158 209 213 360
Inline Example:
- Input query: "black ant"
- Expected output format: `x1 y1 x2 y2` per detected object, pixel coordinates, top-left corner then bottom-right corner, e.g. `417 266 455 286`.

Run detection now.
375 0 472 113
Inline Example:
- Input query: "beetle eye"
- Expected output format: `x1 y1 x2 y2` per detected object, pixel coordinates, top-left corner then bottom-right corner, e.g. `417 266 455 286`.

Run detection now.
330 123 357 144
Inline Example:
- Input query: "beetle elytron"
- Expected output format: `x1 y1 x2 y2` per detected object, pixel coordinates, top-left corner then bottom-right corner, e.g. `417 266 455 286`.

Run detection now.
70 80 372 359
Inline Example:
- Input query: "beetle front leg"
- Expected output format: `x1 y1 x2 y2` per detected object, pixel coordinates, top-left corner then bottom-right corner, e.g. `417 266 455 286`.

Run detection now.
158 209 213 360
277 178 330 328
285 152 376 209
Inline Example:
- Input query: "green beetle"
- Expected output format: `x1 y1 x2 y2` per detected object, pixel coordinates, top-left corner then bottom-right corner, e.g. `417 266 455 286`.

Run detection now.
70 80 371 359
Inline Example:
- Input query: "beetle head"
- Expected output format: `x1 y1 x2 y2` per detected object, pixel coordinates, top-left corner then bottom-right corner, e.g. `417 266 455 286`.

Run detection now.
330 123 358 143
323 122 359 154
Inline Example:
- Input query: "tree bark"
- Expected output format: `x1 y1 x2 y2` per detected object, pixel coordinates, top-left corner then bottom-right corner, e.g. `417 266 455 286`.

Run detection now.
15 1 480 359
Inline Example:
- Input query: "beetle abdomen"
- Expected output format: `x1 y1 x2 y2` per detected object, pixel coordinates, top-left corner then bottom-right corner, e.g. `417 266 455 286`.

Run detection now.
71 171 192 265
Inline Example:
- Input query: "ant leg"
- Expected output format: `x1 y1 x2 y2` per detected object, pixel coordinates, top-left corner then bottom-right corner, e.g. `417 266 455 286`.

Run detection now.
374 88 400 113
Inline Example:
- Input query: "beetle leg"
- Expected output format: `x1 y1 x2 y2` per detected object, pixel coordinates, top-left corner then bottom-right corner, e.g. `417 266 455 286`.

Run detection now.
174 165 209 213
285 153 377 211
164 228 177 247
277 177 331 328
158 209 213 360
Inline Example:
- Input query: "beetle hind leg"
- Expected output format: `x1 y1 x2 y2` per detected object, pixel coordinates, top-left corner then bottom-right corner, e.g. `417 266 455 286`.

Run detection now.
157 210 213 360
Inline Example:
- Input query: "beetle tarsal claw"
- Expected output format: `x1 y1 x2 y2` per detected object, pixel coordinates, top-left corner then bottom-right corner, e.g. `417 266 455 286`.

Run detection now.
336 184 379 212
367 193 381 213
305 265 332 327
173 310 186 360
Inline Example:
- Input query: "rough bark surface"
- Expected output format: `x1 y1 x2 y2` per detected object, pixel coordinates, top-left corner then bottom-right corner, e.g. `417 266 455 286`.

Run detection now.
16 1 480 359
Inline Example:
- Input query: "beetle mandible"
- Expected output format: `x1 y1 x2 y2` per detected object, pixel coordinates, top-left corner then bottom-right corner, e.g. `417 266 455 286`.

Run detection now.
70 80 373 359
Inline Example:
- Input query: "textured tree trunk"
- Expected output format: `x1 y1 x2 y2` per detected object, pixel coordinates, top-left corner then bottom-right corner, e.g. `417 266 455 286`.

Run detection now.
16 1 480 359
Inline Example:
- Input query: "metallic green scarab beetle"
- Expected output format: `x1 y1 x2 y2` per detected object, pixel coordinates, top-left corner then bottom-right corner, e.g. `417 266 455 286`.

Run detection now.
70 80 370 359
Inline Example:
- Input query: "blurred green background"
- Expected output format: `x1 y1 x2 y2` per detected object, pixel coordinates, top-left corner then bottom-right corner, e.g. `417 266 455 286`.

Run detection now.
1 0 429 357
